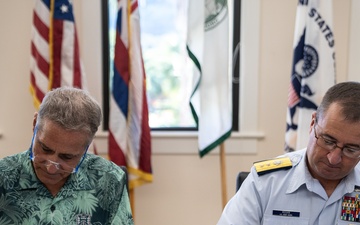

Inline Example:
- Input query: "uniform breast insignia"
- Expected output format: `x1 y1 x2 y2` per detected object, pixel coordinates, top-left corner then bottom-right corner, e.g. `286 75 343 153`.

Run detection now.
253 157 292 175
341 195 360 222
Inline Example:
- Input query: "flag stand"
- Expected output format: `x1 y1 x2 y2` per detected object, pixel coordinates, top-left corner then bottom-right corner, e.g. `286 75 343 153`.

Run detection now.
220 142 227 209
130 189 135 221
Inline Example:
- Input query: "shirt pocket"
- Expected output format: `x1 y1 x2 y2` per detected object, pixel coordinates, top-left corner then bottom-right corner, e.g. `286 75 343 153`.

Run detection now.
262 215 309 225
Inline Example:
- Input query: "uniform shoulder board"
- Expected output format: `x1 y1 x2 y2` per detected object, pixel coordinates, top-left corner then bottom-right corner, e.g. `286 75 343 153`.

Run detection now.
253 157 292 176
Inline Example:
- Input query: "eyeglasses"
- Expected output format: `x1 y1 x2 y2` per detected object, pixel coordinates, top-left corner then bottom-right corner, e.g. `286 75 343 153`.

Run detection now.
314 123 360 159
29 126 88 173
31 154 78 173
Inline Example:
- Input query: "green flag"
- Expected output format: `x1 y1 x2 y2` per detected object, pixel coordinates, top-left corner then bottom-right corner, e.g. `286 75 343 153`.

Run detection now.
187 0 232 157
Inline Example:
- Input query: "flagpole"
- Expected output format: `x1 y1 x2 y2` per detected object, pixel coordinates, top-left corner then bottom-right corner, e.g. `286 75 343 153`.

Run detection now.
220 142 227 208
130 189 135 221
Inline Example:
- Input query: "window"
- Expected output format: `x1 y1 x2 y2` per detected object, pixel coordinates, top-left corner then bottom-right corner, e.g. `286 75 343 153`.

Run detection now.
79 0 262 154
101 0 240 131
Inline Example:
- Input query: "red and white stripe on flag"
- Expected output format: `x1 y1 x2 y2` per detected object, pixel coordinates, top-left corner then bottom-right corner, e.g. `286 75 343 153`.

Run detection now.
108 0 152 189
30 0 86 109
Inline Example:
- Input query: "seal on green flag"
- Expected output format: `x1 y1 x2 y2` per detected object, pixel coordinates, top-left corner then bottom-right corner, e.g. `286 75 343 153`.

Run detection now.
205 0 228 31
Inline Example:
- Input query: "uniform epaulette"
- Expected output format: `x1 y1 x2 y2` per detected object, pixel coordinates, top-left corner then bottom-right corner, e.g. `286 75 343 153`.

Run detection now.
253 157 292 176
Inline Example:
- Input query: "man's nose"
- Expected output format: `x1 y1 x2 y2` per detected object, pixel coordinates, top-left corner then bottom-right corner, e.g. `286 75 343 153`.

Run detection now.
327 147 342 165
45 160 61 173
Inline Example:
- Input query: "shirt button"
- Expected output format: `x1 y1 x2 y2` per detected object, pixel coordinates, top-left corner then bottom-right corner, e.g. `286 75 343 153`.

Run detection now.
50 205 55 212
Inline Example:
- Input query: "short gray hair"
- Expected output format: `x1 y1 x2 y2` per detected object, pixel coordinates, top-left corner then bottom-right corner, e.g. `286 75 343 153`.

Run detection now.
317 81 360 122
36 87 102 143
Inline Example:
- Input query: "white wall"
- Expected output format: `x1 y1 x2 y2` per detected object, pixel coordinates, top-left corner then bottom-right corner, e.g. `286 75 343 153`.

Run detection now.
0 1 358 224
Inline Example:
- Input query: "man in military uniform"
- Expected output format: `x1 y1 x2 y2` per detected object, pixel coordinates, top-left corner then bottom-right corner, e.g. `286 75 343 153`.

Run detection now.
218 81 360 224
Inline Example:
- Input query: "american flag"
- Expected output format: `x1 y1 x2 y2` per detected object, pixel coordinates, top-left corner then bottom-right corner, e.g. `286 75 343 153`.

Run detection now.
108 0 152 189
30 0 86 108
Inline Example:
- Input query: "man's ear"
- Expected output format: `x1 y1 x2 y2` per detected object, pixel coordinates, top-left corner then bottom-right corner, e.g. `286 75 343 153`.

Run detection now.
309 112 316 133
32 112 38 131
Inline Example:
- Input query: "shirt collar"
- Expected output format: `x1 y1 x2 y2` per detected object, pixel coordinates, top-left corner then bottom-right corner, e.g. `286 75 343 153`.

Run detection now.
16 150 94 194
286 149 308 193
286 148 360 195
344 163 360 193
16 150 43 190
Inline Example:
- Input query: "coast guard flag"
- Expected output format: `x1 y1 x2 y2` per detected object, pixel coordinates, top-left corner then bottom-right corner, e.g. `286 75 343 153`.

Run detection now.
285 0 336 152
30 0 86 109
187 0 232 157
108 0 152 189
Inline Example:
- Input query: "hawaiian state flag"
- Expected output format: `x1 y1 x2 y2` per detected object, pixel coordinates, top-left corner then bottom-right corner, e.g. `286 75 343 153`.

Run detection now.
187 0 232 157
285 0 336 152
30 0 86 109
108 0 152 189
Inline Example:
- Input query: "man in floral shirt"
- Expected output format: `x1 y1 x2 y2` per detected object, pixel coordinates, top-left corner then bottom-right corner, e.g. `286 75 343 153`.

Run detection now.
0 87 133 225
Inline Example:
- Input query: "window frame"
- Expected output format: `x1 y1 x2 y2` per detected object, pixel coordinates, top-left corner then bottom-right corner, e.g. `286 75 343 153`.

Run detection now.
79 0 264 155
101 0 241 132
